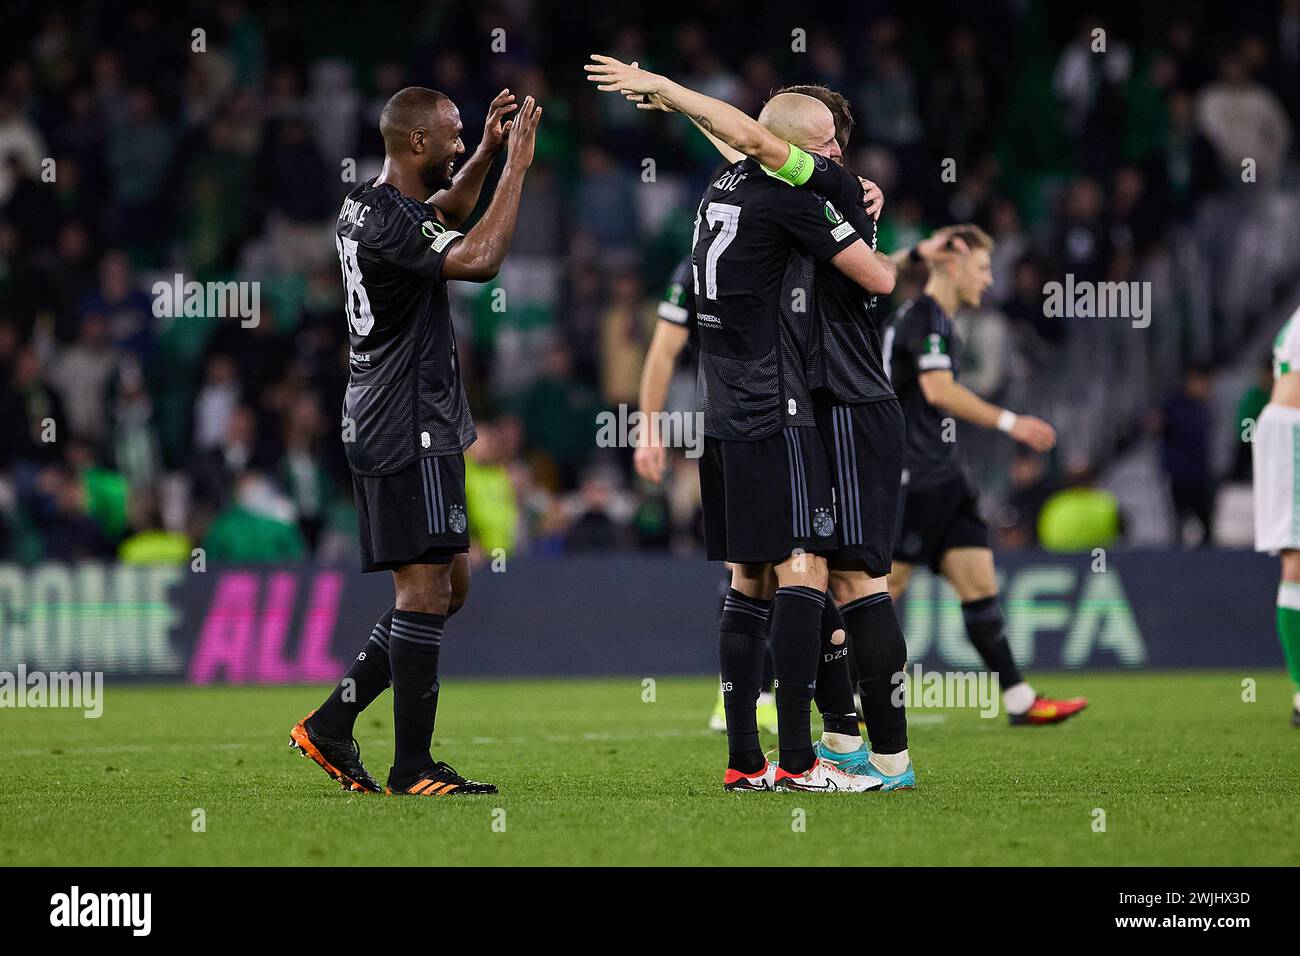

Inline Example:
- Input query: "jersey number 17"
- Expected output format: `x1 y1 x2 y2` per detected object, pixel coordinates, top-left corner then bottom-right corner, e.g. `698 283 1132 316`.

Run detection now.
692 202 740 302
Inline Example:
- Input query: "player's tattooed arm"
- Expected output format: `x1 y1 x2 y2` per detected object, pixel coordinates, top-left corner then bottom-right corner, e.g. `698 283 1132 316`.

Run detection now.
688 114 745 164
585 55 790 170
441 96 542 282
427 89 518 229
632 82 746 164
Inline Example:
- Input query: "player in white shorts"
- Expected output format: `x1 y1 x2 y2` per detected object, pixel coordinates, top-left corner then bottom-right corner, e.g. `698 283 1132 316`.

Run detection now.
1253 304 1300 726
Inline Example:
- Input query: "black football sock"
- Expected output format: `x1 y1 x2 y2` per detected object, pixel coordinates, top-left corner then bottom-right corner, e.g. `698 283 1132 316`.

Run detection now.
813 594 859 737
842 592 908 755
389 610 445 780
760 641 776 692
311 608 394 737
961 595 1026 689
770 586 825 775
718 589 772 773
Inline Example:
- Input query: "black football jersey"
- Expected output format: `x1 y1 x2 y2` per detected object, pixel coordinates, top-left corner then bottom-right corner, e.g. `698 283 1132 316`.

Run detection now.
799 155 895 405
335 179 475 475
691 158 860 440
884 294 965 489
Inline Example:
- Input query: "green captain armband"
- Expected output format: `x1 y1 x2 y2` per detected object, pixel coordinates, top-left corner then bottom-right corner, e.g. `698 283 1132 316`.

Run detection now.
763 143 814 186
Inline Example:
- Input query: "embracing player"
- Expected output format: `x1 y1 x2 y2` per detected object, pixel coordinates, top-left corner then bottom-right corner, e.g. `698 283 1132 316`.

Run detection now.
590 57 899 792
1253 304 1300 726
289 87 542 796
589 57 916 788
884 225 1087 725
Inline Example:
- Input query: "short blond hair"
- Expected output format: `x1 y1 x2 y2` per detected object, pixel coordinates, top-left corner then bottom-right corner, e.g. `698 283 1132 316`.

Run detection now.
944 224 994 253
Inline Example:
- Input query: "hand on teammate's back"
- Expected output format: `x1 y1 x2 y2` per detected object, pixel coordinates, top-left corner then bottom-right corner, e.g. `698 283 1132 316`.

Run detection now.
1011 415 1057 452
506 95 542 169
857 177 884 220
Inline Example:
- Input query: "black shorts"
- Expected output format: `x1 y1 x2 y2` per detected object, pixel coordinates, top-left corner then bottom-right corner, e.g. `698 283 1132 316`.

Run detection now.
815 397 904 577
700 426 839 564
894 472 989 573
352 454 470 573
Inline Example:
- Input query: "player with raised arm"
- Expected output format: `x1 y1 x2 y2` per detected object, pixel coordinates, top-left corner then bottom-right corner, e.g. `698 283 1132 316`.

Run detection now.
587 58 918 788
885 225 1087 725
590 58 897 792
1253 304 1300 726
289 87 542 796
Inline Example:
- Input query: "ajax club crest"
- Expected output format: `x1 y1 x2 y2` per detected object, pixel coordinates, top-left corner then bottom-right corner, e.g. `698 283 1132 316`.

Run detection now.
448 504 468 534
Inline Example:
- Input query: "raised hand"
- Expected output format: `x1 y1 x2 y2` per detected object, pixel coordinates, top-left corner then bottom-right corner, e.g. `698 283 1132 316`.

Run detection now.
917 227 970 262
585 54 666 100
506 95 542 169
481 88 518 154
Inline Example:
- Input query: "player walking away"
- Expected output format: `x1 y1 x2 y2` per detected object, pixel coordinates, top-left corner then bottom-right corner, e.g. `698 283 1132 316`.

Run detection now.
1253 304 1300 726
289 87 542 796
592 58 917 789
591 57 894 792
635 253 781 736
885 225 1088 725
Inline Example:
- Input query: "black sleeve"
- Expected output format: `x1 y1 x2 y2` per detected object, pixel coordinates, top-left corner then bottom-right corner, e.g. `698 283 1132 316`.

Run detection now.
801 157 877 249
657 256 694 327
800 152 846 198
908 303 955 374
378 205 465 280
769 185 862 264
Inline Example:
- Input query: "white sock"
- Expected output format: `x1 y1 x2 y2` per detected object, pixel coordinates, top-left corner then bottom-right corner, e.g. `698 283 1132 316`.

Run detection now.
1003 681 1036 716
757 691 775 706
869 749 909 776
1293 691 1300 712
820 731 863 754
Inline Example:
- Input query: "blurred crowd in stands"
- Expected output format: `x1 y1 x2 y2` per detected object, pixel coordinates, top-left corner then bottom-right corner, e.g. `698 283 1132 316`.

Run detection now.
1 1 1298 565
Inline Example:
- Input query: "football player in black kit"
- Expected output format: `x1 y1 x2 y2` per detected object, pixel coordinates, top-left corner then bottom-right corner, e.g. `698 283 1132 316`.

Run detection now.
590 57 896 792
587 57 920 788
885 225 1088 726
635 253 783 736
289 87 542 796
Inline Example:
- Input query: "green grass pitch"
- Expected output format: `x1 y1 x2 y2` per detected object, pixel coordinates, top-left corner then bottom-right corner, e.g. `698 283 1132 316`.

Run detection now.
3 671 1298 866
